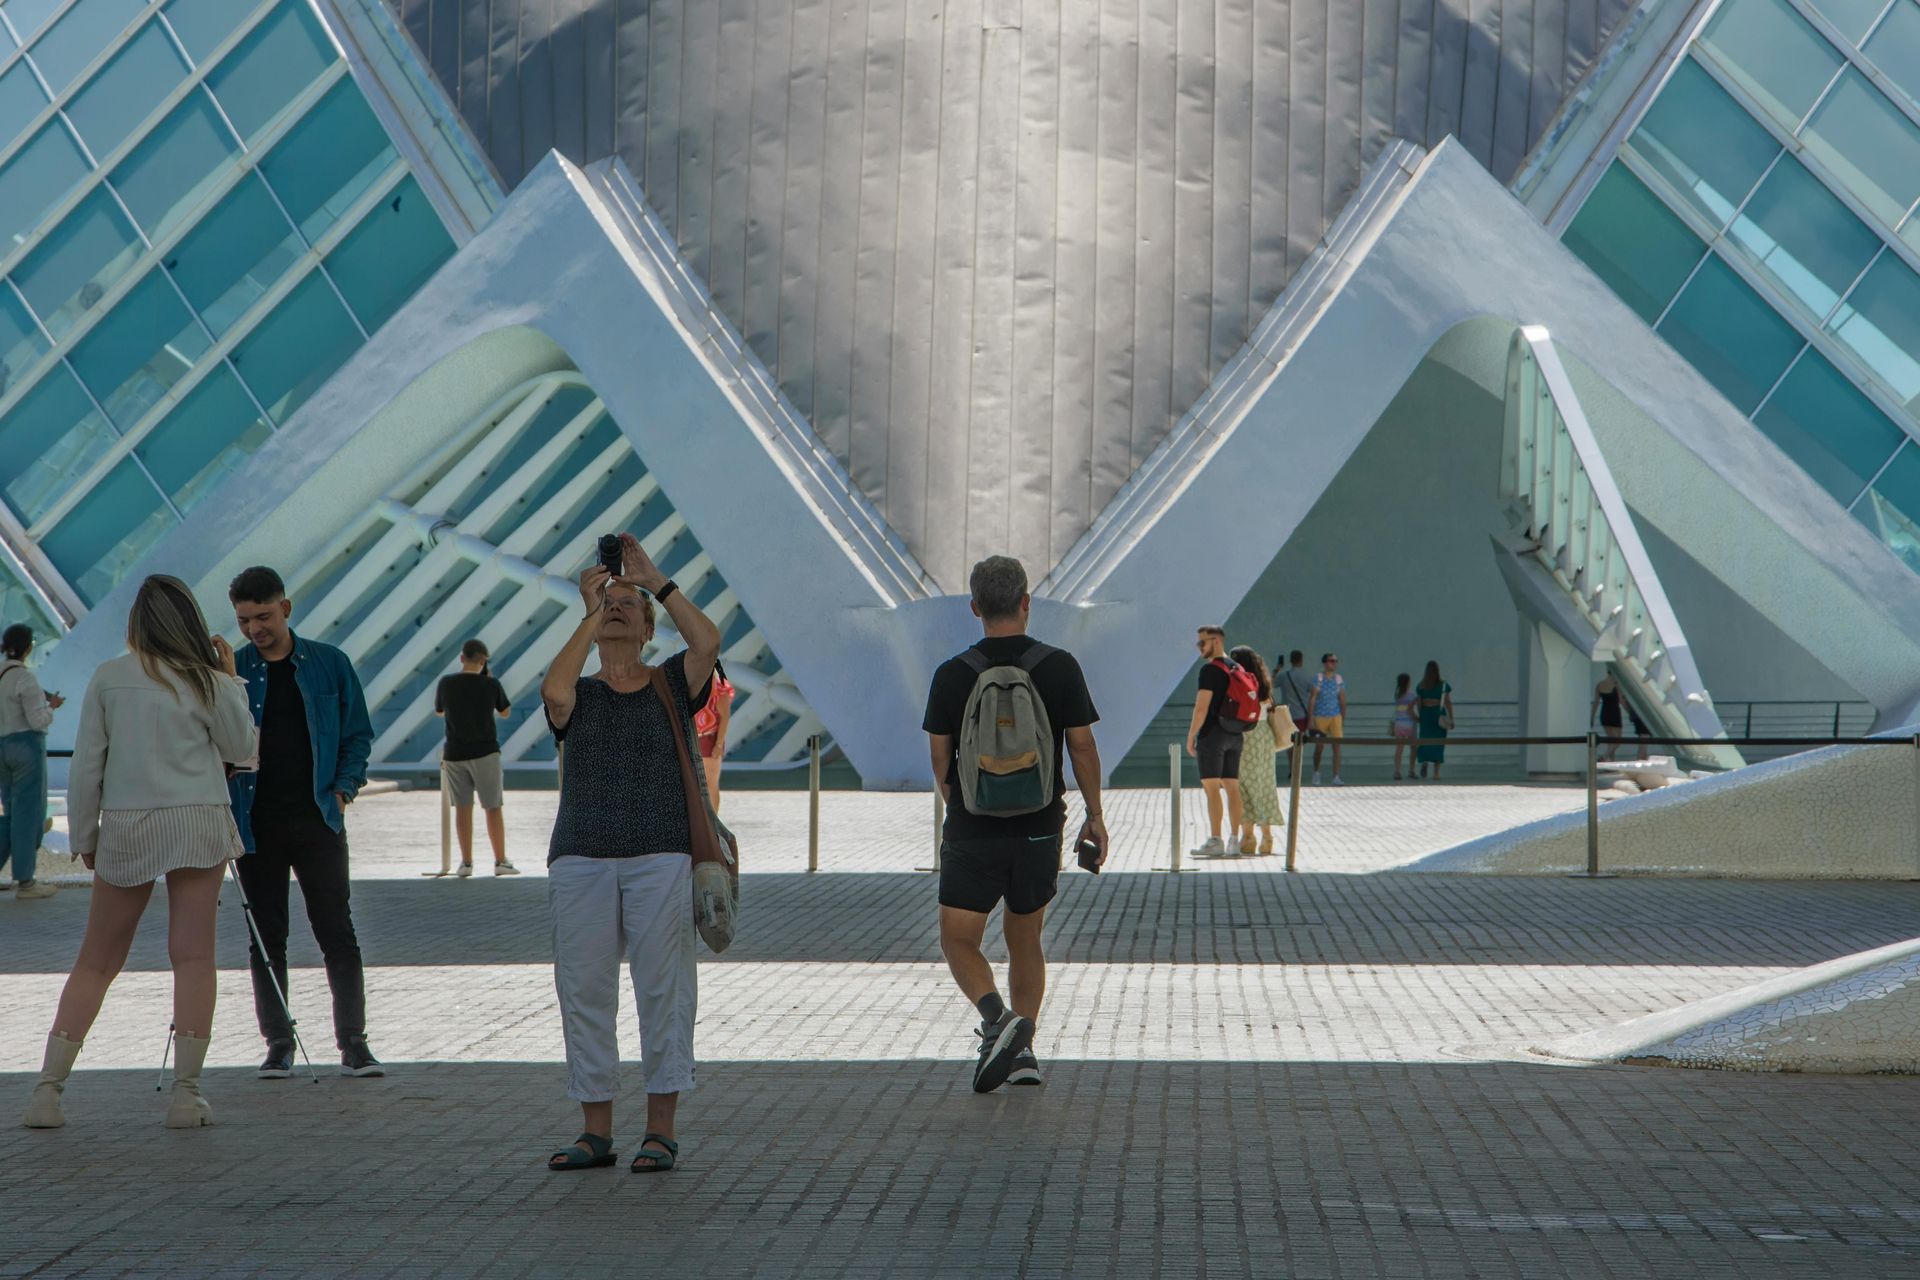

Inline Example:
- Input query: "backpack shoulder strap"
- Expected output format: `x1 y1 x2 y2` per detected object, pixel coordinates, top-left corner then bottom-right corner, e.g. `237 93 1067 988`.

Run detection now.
1016 642 1059 673
958 648 992 675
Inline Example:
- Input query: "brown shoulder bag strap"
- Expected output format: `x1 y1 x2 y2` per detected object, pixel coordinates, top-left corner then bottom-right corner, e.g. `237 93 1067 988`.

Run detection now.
649 666 719 864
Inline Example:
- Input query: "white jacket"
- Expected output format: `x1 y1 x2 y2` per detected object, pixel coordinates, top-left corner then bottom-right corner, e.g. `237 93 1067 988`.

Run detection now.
66 655 256 855
0 659 54 736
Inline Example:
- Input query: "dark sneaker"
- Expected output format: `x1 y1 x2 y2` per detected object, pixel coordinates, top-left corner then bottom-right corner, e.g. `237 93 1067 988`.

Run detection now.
972 1011 1034 1094
1007 1047 1043 1086
340 1039 384 1077
257 1043 294 1079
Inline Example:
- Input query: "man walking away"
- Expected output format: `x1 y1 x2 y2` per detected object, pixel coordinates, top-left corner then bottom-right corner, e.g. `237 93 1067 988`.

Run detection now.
1276 651 1313 747
227 567 383 1079
436 639 516 876
1185 626 1250 856
1308 653 1347 785
924 556 1106 1093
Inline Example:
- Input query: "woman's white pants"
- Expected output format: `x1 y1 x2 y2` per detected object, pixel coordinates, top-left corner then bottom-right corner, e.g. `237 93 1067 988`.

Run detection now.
548 853 697 1100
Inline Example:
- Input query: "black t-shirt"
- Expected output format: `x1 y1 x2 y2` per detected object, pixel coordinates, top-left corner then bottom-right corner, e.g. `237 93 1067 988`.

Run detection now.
1196 660 1233 735
254 657 319 824
436 672 510 761
545 652 712 864
922 636 1099 839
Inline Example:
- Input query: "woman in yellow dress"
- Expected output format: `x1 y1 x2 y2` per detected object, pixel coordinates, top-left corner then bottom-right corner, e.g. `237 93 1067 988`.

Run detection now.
1230 647 1291 855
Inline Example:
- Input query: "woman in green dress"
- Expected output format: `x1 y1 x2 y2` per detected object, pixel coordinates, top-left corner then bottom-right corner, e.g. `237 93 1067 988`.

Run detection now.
1415 661 1454 781
1231 647 1289 854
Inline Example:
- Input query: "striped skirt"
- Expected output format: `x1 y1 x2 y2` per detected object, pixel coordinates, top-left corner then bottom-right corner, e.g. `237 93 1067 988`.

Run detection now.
93 804 243 888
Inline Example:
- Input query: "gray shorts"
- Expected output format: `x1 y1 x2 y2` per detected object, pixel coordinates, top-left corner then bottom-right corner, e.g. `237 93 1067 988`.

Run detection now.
443 753 504 809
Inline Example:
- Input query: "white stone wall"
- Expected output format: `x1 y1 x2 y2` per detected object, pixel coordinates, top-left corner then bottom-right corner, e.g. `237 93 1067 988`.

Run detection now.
1541 937 1920 1074
1404 735 1920 878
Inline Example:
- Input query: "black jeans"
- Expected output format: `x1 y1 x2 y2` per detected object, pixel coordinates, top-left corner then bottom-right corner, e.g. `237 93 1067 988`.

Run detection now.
235 815 367 1049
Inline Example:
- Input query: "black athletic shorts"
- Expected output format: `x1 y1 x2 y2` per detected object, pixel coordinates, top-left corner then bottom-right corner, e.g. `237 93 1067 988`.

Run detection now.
1195 726 1243 780
939 832 1063 916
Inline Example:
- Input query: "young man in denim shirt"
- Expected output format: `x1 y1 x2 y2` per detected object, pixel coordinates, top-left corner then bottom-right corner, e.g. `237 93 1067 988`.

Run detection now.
227 566 381 1079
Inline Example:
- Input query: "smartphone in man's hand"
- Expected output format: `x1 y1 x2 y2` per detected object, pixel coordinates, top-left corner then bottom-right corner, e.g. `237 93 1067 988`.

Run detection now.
1076 833 1103 874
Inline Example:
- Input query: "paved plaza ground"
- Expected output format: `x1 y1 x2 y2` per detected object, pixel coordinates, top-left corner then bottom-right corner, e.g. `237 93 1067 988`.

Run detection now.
3 785 1918 1278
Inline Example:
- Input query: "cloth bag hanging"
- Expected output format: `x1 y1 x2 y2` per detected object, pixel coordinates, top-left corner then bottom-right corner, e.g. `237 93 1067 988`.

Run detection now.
649 666 740 953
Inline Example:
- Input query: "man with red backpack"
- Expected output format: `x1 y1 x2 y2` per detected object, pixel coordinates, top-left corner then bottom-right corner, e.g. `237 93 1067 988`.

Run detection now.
1185 626 1261 857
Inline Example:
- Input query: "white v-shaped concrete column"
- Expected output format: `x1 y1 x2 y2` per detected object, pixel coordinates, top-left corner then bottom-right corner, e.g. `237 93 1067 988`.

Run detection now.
41 143 1920 789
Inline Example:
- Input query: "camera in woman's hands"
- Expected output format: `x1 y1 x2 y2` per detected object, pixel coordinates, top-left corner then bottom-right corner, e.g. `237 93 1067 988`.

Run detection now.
597 534 623 578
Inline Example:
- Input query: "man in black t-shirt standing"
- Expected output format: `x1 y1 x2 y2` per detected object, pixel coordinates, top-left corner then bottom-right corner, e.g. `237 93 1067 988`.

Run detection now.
923 556 1107 1093
228 567 381 1080
1185 625 1244 858
435 639 515 877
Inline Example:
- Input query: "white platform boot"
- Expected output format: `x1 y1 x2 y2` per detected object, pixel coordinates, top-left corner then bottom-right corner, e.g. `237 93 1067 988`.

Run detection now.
164 1033 216 1129
24 1032 82 1128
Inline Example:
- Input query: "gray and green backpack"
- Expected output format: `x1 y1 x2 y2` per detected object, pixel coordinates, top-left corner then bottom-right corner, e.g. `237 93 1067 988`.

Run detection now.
956 644 1058 816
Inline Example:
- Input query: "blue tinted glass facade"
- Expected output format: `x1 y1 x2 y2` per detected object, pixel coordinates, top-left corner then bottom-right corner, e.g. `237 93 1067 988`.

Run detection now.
1565 0 1920 569
0 0 456 630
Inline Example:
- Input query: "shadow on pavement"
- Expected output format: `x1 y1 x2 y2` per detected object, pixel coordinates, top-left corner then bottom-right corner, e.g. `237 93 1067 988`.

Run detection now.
0 1058 1914 1277
3 871 1919 974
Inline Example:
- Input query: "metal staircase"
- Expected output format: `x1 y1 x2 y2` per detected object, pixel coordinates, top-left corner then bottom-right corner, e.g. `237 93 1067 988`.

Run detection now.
1499 325 1742 771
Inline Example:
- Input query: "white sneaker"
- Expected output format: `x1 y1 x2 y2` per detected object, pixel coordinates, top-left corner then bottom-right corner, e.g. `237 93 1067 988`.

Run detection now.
1311 771 1321 785
1332 776 1345 786
493 861 519 876
16 880 58 899
455 863 473 878
1190 837 1226 858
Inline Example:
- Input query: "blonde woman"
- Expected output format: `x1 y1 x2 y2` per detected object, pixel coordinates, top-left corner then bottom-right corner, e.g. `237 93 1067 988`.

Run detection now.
24 576 255 1131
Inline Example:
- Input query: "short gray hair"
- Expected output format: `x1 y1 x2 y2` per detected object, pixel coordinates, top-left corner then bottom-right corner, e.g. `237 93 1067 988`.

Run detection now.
969 556 1028 621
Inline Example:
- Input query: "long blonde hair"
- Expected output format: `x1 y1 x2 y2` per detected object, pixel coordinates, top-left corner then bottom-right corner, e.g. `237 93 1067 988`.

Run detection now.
127 575 221 710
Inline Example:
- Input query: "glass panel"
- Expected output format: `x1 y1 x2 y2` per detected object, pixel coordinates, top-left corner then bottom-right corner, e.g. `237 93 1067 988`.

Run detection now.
1807 0 1888 42
1802 69 1920 228
164 172 299 334
1856 443 1920 572
0 284 46 394
136 363 267 510
1631 58 1779 227
1866 1 1920 108
1754 349 1905 503
68 269 208 426
108 90 235 236
203 1 333 143
1828 254 1920 409
229 270 357 422
29 0 143 93
64 22 187 158
10 187 138 338
0 365 112 521
1699 0 1846 128
0 57 49 156
1563 164 1706 323
39 457 176 604
1655 252 1805 412
0 120 88 249
1 0 66 46
324 177 450 332
1726 155 1881 320
259 77 393 241
162 0 262 63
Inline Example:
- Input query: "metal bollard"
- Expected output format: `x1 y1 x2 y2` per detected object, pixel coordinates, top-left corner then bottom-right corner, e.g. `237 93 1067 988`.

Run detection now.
1570 731 1613 878
1169 742 1183 873
433 762 452 877
1284 739 1303 872
807 735 821 874
1912 734 1920 881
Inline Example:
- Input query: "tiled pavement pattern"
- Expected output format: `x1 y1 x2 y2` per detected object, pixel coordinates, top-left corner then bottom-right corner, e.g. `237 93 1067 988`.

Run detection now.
2 788 1918 1277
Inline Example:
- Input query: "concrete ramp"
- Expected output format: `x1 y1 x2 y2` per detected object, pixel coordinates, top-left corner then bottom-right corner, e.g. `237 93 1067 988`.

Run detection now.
1539 937 1920 1074
1402 734 1920 878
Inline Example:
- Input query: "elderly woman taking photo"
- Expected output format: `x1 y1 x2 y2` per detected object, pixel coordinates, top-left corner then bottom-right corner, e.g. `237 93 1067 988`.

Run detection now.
542 532 720 1173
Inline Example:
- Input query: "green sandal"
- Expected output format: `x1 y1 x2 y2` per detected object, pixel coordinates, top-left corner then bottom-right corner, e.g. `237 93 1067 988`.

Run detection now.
548 1132 616 1171
630 1133 678 1173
